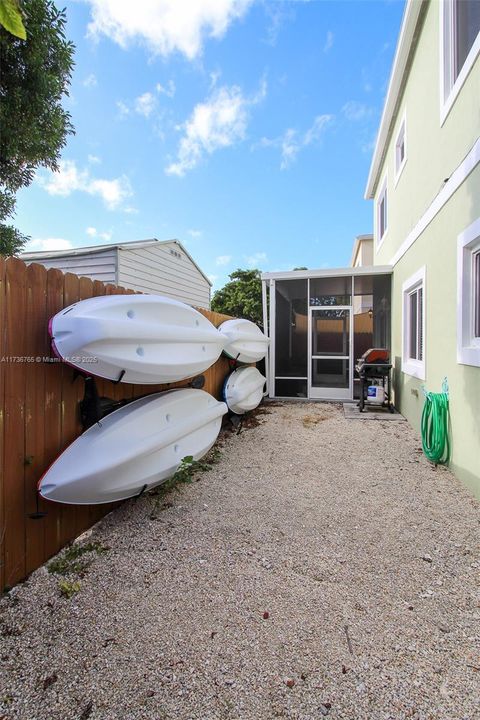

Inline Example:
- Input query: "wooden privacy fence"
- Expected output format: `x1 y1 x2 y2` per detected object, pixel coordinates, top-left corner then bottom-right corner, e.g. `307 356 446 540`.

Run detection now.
0 257 232 592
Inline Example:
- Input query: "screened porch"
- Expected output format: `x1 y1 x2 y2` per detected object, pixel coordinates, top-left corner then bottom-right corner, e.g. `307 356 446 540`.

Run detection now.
261 267 392 401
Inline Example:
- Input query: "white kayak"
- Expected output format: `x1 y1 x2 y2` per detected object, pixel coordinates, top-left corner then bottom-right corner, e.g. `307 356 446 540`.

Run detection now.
50 294 227 384
38 389 227 505
218 318 269 364
223 366 266 414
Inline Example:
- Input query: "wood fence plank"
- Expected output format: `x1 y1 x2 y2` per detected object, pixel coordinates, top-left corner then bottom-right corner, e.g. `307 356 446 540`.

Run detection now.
76 276 95 536
0 257 6 590
90 281 108 525
3 258 27 587
108 286 125 403
43 268 65 560
60 273 81 547
24 264 48 574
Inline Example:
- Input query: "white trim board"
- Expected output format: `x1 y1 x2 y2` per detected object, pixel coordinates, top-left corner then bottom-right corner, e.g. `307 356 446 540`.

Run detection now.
389 136 480 267
261 279 270 396
439 0 480 126
376 173 389 250
457 216 480 367
401 265 426 380
261 265 392 281
268 279 276 397
393 110 407 187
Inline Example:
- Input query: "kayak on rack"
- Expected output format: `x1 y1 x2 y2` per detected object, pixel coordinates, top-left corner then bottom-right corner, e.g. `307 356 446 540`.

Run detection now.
218 318 269 364
38 389 227 505
223 366 266 415
49 294 228 384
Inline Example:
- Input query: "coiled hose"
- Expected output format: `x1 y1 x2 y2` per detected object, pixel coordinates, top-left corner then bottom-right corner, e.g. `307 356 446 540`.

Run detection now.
421 379 450 465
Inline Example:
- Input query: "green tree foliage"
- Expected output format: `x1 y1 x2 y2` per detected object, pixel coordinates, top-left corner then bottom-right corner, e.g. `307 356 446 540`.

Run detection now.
0 0 26 39
0 0 75 256
211 269 263 326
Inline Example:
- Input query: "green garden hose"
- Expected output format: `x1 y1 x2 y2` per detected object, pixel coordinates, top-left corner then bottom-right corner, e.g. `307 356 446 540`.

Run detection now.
421 379 450 465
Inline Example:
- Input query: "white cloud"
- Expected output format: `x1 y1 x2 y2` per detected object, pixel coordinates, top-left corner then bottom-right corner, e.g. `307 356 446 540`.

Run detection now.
85 0 254 60
323 30 334 53
89 177 132 209
86 227 112 241
209 70 221 89
37 160 133 210
118 84 173 120
187 229 202 238
116 100 130 117
260 114 333 169
264 4 293 47
208 273 218 284
304 114 332 145
24 238 73 252
123 206 139 215
135 91 156 117
245 251 267 268
342 101 371 122
252 75 267 104
87 154 101 164
280 128 299 169
156 80 176 98
216 254 231 266
166 81 266 176
83 73 97 88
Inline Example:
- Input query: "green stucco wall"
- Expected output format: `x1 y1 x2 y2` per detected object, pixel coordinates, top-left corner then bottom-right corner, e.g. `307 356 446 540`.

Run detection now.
371 0 480 496
391 165 480 496
374 0 480 265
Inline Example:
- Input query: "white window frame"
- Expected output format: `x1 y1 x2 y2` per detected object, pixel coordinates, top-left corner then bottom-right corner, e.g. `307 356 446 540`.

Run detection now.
457 217 480 367
402 266 426 380
393 111 407 186
440 0 480 125
376 175 388 250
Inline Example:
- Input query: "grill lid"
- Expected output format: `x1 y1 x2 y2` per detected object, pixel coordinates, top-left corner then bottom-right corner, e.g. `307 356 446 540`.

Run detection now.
356 348 390 366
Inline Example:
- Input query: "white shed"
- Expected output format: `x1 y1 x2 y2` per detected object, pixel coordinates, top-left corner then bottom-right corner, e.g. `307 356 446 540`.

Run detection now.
21 239 212 309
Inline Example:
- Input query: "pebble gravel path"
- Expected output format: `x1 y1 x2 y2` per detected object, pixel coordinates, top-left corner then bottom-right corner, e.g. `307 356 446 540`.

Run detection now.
1 401 479 720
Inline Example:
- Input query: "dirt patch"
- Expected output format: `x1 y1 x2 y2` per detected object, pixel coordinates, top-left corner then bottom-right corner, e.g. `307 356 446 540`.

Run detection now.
223 403 273 433
301 413 329 428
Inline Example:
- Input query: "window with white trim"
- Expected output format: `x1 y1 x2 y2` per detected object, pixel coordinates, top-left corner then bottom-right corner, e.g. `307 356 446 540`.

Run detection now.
408 286 423 361
457 217 480 366
402 267 425 379
442 0 480 120
394 113 407 184
376 178 387 248
474 249 480 339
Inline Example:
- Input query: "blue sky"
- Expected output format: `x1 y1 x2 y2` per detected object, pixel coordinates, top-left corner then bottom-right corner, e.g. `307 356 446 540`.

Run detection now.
17 0 405 289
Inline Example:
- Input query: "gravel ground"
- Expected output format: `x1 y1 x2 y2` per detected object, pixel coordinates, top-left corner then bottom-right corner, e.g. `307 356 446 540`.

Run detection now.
1 401 479 720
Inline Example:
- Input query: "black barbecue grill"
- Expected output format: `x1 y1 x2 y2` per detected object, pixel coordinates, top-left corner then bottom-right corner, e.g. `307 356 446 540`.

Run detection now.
355 348 394 413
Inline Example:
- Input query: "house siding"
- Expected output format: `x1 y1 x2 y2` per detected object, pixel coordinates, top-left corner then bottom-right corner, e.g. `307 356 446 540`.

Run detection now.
370 0 480 495
117 243 210 308
22 250 117 284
